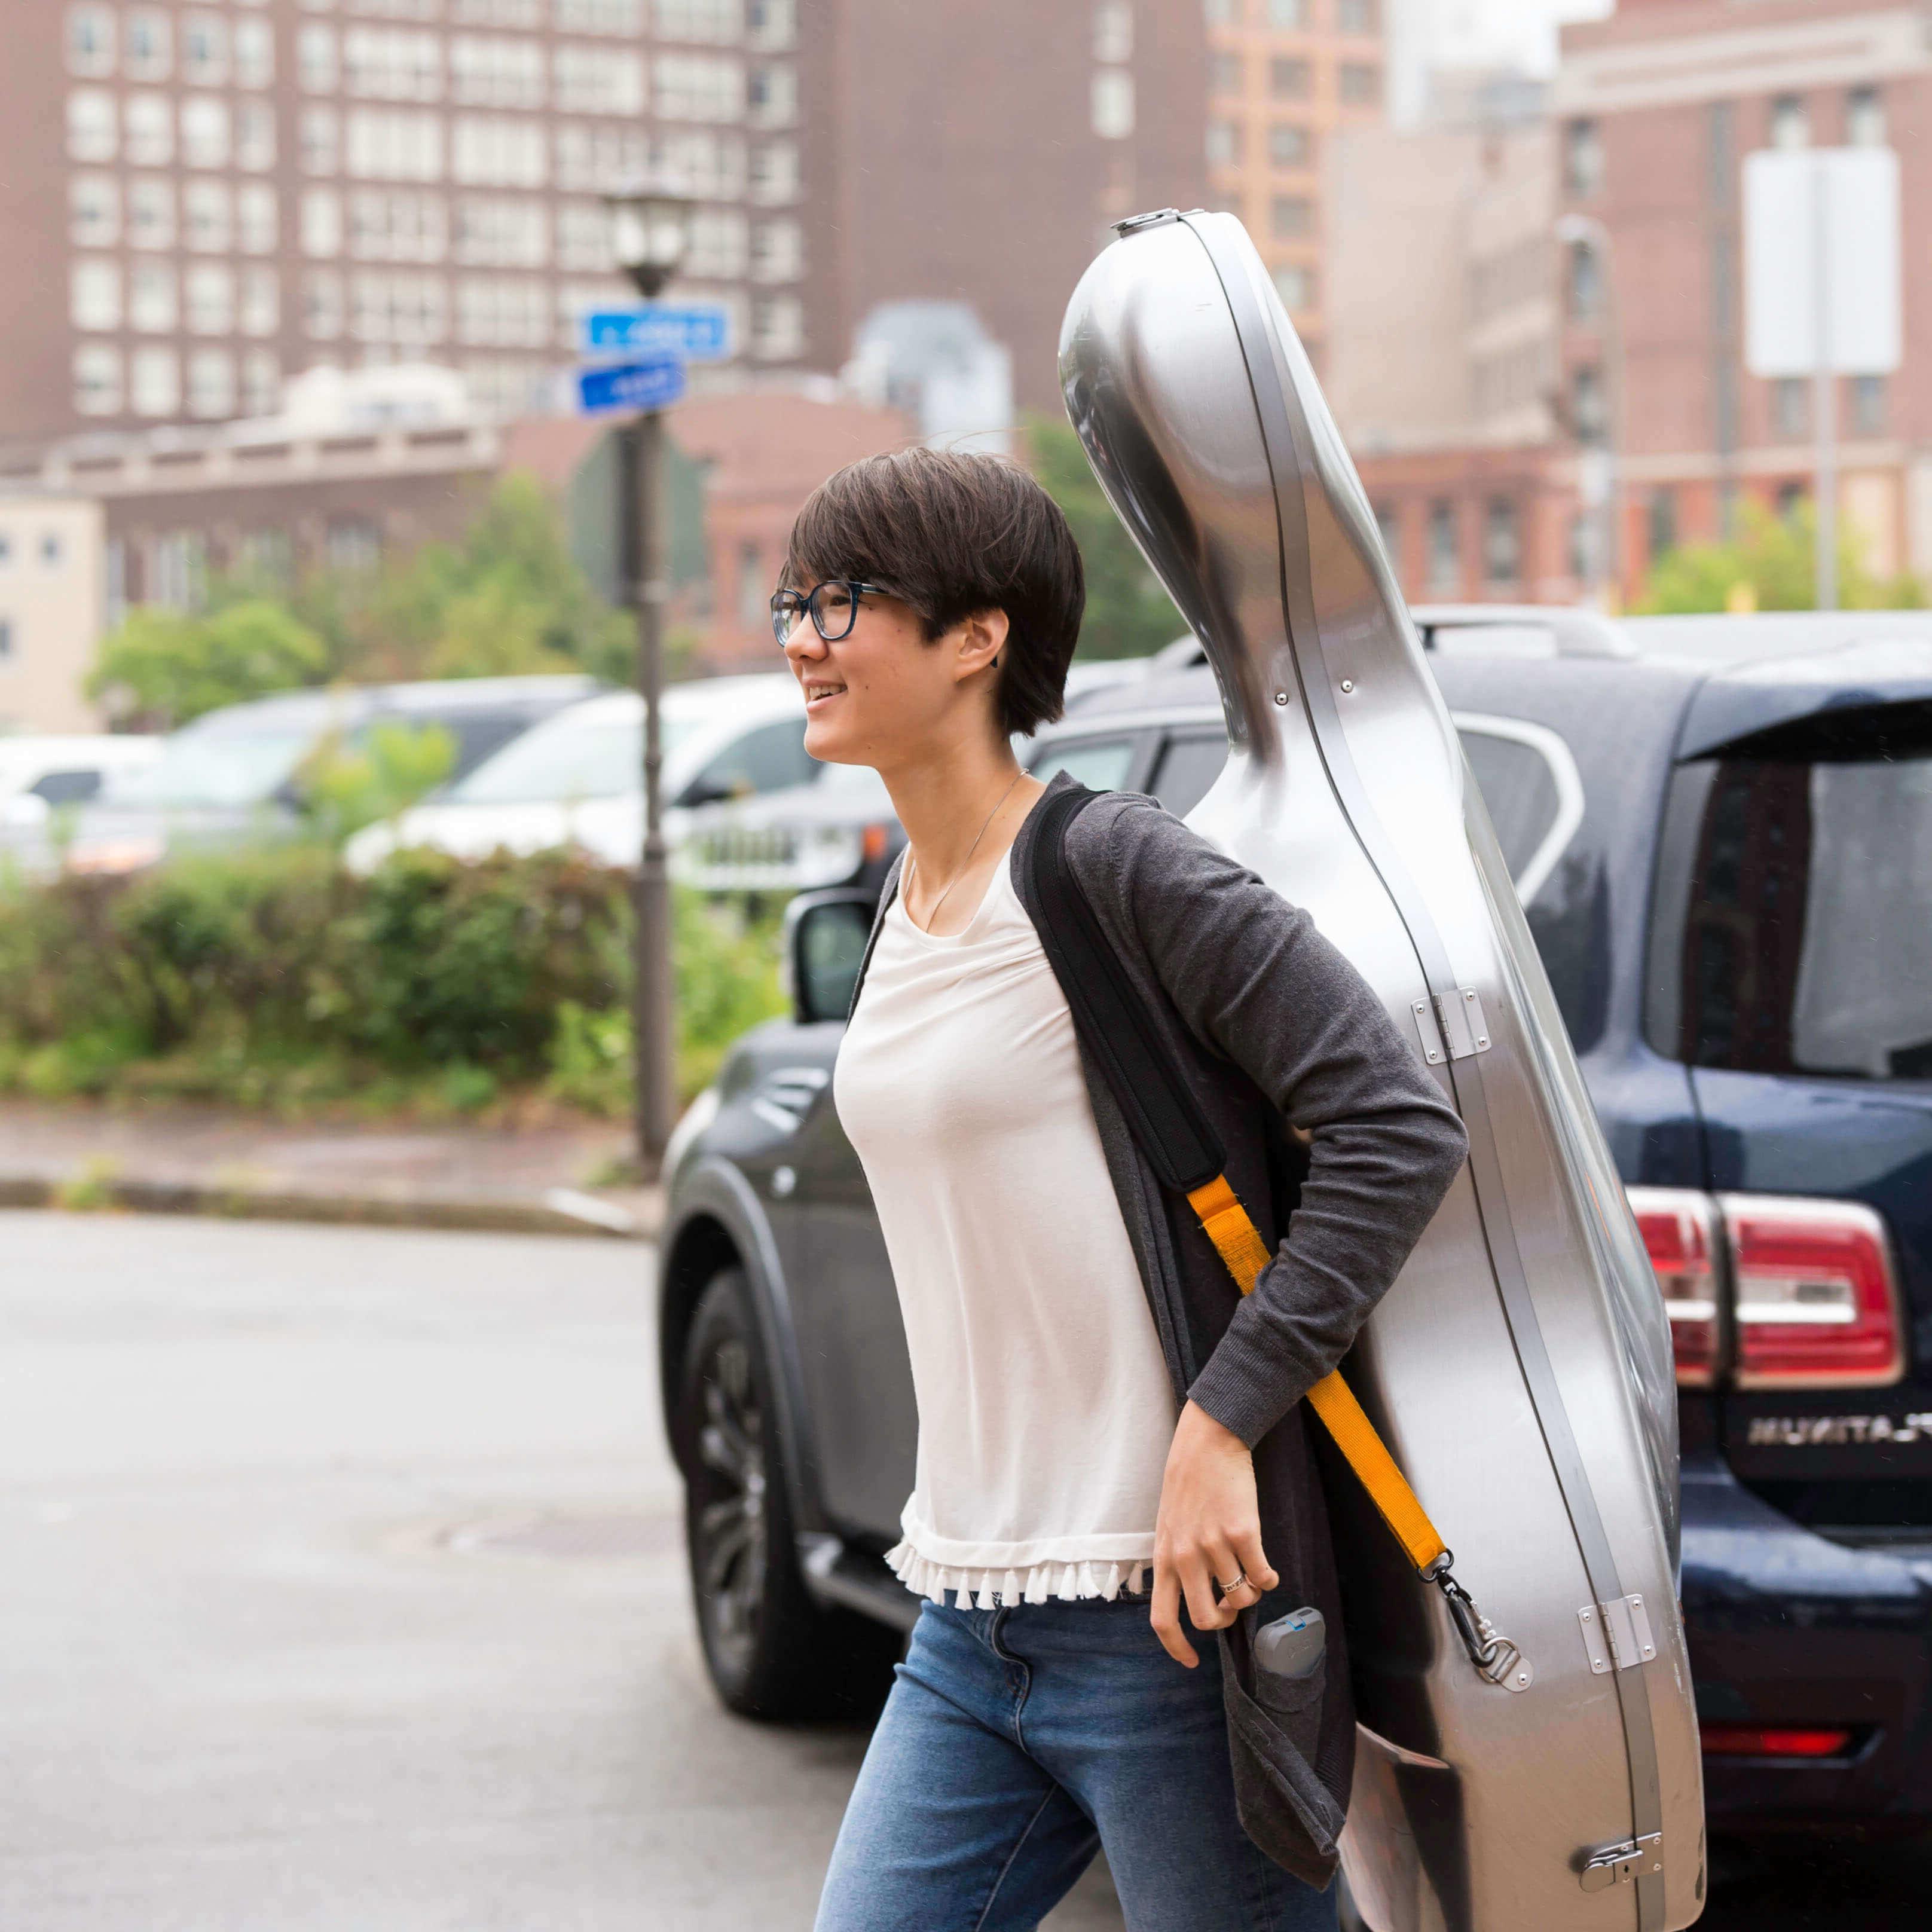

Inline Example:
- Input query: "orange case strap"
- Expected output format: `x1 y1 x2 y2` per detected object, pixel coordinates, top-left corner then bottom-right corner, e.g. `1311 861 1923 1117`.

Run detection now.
1185 1173 1447 1575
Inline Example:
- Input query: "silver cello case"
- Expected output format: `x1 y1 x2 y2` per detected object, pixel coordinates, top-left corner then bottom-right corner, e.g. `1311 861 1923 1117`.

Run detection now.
1060 210 1704 1932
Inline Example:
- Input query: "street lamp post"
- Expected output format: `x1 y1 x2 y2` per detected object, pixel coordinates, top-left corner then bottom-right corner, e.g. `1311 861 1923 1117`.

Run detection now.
603 178 693 1176
1557 213 1624 610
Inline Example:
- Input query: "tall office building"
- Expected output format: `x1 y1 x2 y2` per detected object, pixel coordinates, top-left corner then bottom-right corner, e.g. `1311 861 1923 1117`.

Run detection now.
2 0 811 445
5 3 1206 450
1203 0 1387 374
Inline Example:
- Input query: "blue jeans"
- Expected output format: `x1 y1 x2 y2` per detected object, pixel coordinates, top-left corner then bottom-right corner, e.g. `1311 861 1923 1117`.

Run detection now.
815 1594 1338 1932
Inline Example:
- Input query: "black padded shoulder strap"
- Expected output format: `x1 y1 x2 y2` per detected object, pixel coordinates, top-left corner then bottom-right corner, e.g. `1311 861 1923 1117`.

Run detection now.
1029 785 1227 1196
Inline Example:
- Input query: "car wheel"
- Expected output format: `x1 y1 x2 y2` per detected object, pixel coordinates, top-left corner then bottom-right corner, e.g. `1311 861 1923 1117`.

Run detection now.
677 1265 898 1719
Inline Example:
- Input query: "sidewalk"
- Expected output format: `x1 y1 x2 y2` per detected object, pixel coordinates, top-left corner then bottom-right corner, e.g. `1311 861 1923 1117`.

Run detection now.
0 1100 664 1240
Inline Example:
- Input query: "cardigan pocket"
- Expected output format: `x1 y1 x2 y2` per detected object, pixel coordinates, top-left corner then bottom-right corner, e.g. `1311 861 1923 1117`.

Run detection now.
1219 1632 1345 1892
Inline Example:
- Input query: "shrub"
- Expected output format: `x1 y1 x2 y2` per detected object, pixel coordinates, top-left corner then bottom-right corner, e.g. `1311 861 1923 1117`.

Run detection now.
0 846 790 1116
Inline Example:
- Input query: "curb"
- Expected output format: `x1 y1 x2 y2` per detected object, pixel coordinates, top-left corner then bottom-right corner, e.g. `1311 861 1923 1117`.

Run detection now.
0 1174 662 1241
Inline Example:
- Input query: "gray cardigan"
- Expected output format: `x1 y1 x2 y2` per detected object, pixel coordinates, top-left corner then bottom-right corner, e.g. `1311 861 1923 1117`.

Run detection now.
845 765 1470 1884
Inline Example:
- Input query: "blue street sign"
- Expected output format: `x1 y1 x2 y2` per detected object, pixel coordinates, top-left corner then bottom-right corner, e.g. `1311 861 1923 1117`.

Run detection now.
576 353 688 415
578 302 733 361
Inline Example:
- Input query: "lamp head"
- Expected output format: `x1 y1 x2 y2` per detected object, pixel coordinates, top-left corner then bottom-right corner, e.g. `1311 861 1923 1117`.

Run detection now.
603 177 695 300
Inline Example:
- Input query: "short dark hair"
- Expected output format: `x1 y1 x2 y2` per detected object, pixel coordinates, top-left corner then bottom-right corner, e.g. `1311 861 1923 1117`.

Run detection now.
783 445 1085 738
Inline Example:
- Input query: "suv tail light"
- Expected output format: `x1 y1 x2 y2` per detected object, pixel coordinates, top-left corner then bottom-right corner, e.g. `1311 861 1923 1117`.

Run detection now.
1721 1196 1905 1389
1627 1187 1719 1386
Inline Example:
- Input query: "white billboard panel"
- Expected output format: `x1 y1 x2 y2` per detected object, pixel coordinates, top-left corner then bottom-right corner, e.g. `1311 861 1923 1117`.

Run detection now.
1743 146 1902 378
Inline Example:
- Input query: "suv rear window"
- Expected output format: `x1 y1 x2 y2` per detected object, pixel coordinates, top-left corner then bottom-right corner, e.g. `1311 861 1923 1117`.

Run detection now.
1646 701 1932 1079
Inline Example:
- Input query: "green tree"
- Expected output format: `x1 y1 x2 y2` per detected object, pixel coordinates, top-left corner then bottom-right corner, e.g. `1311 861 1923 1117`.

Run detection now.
1640 499 1927 614
87 600 331 729
1025 413 1186 660
301 720 458 843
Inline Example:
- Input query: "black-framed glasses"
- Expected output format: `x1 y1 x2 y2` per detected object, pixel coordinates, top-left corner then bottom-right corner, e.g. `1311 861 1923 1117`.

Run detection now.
770 579 891 650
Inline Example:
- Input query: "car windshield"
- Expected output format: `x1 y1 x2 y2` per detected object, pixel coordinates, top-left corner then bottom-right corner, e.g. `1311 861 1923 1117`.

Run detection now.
1647 702 1932 1080
103 727 320 810
445 713 693 806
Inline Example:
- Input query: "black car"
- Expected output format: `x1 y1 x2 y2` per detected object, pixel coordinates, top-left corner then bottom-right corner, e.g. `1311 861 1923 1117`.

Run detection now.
655 606 1932 1838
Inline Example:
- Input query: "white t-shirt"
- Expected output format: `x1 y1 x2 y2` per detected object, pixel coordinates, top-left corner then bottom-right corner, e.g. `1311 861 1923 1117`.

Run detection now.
833 847 1179 1608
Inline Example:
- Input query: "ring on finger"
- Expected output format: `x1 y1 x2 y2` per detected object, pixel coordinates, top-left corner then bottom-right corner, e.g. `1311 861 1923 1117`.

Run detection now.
1214 1569 1251 1598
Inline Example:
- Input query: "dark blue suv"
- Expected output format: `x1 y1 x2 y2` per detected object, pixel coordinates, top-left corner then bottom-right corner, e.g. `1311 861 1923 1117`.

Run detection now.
656 603 1932 1841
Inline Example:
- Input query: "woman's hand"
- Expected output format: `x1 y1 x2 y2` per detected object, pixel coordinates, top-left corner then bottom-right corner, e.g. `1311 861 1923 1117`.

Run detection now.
1150 1399 1278 1668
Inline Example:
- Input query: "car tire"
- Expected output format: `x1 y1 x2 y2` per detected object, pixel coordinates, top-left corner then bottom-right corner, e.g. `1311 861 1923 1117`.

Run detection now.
676 1265 900 1720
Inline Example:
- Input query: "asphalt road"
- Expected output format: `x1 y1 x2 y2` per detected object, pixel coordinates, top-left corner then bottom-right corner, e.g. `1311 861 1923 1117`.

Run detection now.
0 1211 1924 1930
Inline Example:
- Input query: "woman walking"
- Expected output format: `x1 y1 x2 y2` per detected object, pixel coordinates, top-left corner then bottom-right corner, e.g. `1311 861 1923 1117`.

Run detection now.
777 447 1468 1931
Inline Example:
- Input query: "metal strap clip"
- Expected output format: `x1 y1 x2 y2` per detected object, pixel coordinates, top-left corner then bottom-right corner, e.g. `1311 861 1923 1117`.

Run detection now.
1579 1832 1664 1893
1422 1552 1533 1692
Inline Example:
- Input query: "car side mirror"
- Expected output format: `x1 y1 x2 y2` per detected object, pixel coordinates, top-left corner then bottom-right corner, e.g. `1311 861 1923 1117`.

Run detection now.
782 889 875 1026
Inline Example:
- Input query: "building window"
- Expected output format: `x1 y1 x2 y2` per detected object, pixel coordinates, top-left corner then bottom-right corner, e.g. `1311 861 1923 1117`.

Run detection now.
748 141 800 204
450 33 542 107
242 352 282 418
124 9 170 80
1270 57 1310 100
751 294 803 360
1775 480 1806 521
1647 488 1677 562
238 184 279 255
453 118 546 187
688 209 750 277
67 5 116 78
1847 85 1885 147
1564 117 1603 198
74 346 123 417
1572 363 1605 442
1770 94 1808 149
235 17 274 89
555 202 610 271
1426 500 1459 592
129 179 176 250
353 189 452 264
1092 69 1135 139
750 218 802 283
456 274 551 346
303 108 342 174
1338 63 1379 106
1094 1 1133 63
182 13 228 86
237 100 277 170
1272 263 1315 311
132 346 181 420
1203 0 1236 22
188 348 236 419
1268 123 1311 168
351 270 450 346
305 188 344 256
71 259 122 332
746 63 797 127
68 90 118 163
345 26 445 102
151 531 208 610
306 270 345 339
241 268 281 337
652 0 732 36
1567 240 1601 320
1210 52 1242 97
71 175 120 247
351 109 450 182
457 197 548 266
1772 375 1808 439
126 93 174 167
185 180 233 253
300 25 339 93
1270 195 1312 239
182 97 231 169
327 520 383 574
1850 373 1886 435
1267 0 1306 26
655 53 745 121
1482 499 1522 586
1338 0 1376 31
746 0 796 50
187 264 234 335
1206 120 1240 167
130 260 179 331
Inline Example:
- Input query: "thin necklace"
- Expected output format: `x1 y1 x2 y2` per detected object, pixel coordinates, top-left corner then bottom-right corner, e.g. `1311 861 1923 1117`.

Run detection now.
904 770 1026 935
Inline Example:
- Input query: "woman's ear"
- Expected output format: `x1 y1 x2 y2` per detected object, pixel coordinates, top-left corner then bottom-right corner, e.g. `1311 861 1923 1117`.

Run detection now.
953 607 1011 684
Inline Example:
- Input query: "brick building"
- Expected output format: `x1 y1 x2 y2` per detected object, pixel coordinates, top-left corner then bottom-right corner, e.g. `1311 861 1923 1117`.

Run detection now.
1556 0 1930 594
5 1 1206 453
1203 0 1386 375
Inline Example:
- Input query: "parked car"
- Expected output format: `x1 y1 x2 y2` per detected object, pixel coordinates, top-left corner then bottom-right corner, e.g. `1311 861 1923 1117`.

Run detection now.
343 673 812 875
60 675 600 876
655 603 1932 1839
667 650 1193 895
0 734 163 865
